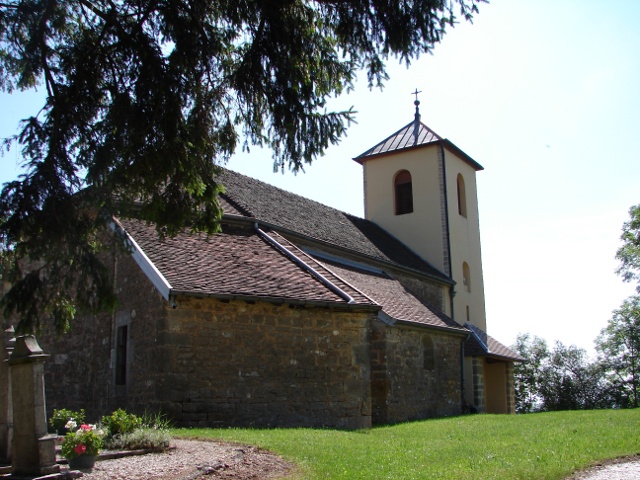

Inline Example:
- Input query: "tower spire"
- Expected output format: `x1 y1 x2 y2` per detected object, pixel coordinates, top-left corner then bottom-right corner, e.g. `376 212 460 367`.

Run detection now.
412 89 422 145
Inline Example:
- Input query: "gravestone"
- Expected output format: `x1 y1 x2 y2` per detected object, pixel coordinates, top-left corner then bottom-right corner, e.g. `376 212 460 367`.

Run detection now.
8 335 59 476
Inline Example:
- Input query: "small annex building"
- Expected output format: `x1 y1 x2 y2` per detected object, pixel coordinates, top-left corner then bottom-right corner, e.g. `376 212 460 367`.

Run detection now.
37 101 522 429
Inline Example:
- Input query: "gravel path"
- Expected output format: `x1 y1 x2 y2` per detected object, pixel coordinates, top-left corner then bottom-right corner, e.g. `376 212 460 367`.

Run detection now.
568 457 640 480
63 439 295 480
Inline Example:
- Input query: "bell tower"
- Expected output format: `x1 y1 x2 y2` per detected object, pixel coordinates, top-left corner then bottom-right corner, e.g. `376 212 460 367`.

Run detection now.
353 93 486 330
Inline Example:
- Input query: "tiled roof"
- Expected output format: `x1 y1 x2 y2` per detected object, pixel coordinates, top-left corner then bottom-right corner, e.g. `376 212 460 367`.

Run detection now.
354 120 442 160
118 218 372 306
217 169 450 284
318 259 467 333
464 323 525 361
117 215 468 334
263 231 376 306
116 215 472 334
116 193 518 340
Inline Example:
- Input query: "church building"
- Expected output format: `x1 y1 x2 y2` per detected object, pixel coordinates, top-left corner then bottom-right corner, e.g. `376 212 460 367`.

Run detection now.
36 99 521 429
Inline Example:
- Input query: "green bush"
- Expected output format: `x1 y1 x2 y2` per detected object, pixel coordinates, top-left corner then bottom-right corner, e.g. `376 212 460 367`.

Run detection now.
49 408 85 434
101 409 141 437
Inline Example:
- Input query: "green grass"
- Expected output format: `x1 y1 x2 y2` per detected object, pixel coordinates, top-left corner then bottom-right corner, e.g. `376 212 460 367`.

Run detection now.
172 409 640 479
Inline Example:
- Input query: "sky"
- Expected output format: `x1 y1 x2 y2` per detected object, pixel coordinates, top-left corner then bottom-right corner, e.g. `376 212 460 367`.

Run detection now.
1 0 639 355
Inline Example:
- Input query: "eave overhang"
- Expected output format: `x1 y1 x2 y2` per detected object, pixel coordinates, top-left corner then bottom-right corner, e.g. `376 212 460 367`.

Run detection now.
354 138 483 172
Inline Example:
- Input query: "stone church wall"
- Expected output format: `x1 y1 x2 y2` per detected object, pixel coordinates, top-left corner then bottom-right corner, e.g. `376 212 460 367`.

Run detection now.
37 248 166 423
37 250 376 429
33 249 466 429
154 296 374 429
370 322 463 424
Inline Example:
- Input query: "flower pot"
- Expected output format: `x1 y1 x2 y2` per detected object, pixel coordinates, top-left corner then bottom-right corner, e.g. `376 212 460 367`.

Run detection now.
68 454 98 470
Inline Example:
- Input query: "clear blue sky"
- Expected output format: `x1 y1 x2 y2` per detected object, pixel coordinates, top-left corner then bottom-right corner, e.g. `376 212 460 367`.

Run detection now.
1 0 639 354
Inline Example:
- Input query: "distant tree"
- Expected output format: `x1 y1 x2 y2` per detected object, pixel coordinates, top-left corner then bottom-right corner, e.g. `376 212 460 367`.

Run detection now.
0 0 484 333
616 204 640 291
538 342 604 411
513 335 606 413
512 333 549 413
596 295 640 408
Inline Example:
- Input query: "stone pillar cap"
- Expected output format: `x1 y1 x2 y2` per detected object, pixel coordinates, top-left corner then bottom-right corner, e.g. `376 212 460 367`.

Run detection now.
7 335 49 365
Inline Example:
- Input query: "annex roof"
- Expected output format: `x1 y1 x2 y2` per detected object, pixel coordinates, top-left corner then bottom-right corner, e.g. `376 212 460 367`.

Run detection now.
318 259 467 334
464 323 525 362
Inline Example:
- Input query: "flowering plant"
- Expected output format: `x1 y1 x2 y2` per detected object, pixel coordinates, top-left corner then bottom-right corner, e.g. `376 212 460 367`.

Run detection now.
61 424 104 460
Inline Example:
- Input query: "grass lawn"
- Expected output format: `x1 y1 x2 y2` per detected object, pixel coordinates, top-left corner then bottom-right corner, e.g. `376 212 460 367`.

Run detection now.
173 409 640 479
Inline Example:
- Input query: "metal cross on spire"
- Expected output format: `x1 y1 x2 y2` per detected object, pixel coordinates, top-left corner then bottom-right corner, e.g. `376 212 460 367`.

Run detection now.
412 88 422 103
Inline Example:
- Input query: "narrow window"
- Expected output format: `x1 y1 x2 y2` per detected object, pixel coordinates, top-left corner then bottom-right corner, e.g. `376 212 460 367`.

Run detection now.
422 335 435 370
394 170 413 215
462 262 471 292
115 325 128 386
457 174 467 217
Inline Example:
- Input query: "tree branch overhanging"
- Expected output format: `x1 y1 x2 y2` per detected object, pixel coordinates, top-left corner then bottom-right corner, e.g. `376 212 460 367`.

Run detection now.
0 0 485 333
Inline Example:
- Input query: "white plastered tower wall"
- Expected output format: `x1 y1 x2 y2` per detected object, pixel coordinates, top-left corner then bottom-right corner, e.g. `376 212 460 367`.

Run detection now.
363 146 445 271
362 146 451 315
359 130 486 332
444 148 487 332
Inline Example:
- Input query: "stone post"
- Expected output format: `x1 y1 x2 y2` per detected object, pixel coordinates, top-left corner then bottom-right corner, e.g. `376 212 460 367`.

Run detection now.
8 335 59 476
0 326 15 464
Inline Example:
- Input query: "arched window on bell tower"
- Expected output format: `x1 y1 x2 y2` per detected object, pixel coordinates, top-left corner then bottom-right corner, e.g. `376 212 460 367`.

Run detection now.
457 173 467 218
394 170 413 215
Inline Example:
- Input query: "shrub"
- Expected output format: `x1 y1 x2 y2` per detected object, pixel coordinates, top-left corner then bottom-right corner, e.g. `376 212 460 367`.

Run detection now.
101 408 141 437
49 408 85 434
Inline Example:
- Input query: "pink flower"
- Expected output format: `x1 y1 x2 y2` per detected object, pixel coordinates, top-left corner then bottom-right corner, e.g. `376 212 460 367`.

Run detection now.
74 444 86 455
80 424 91 431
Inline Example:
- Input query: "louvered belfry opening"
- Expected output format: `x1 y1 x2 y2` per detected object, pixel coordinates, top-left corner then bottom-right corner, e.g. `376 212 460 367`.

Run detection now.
394 170 413 215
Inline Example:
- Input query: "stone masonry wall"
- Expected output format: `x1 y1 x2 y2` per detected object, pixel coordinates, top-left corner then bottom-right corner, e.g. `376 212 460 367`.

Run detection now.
505 362 515 414
38 247 166 423
472 356 485 413
33 245 467 428
153 296 375 429
371 322 463 424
